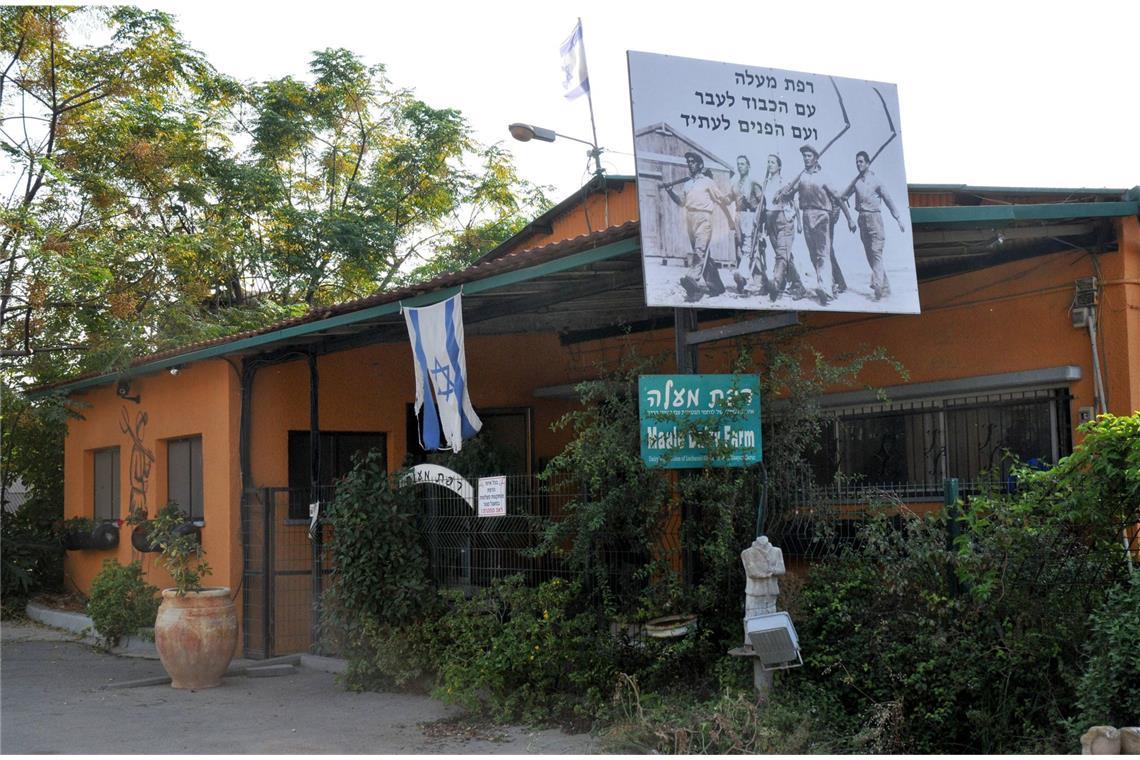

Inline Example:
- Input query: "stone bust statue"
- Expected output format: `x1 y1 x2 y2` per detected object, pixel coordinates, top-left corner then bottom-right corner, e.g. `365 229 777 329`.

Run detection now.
741 535 785 617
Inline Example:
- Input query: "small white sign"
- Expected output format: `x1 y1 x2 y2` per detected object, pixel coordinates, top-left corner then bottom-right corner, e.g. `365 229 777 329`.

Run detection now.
478 476 507 517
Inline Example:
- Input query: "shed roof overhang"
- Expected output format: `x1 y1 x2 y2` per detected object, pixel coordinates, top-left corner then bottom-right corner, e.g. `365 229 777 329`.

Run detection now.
29 190 1139 400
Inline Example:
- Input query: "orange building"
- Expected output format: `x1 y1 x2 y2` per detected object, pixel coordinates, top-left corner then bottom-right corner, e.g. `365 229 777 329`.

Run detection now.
40 176 1140 656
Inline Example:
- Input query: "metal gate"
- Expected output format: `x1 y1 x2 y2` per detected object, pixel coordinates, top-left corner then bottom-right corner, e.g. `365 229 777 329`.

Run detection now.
239 474 691 656
240 487 334 659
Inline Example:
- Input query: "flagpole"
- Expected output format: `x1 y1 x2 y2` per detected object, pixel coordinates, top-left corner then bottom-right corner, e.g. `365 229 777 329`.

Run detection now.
579 18 604 178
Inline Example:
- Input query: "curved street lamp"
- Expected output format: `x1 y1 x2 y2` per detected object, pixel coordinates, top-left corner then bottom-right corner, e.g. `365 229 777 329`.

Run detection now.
508 122 604 178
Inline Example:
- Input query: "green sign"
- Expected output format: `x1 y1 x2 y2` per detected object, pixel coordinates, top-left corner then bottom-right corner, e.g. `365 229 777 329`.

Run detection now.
639 374 762 468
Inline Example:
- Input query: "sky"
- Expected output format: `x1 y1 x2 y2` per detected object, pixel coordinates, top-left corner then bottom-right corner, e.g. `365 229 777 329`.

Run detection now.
155 0 1139 205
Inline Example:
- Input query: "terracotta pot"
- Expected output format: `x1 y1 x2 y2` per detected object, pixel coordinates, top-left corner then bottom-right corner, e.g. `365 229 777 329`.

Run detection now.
154 588 238 689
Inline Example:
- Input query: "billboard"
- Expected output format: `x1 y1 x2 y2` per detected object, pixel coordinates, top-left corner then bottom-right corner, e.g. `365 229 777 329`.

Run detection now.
628 51 919 315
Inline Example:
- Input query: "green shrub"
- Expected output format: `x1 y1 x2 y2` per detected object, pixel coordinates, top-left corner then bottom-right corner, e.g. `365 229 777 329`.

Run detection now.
538 353 672 617
1 503 62 616
330 611 442 693
433 575 615 724
87 559 160 647
1072 573 1140 732
323 452 431 626
320 451 436 690
1 389 67 616
790 415 1140 752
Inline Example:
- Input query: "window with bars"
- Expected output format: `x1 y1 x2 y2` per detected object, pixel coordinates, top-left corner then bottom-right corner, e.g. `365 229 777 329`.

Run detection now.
808 388 1071 495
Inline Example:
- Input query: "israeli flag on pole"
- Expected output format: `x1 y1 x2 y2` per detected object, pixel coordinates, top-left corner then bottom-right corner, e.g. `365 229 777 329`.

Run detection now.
560 20 589 100
403 293 482 452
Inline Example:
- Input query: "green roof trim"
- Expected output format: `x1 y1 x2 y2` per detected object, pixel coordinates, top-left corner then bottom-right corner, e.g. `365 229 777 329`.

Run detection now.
33 235 641 399
910 200 1139 226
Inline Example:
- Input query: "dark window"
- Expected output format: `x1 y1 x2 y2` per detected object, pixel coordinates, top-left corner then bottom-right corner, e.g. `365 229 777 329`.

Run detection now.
405 405 533 475
167 436 203 521
287 431 386 519
93 447 120 522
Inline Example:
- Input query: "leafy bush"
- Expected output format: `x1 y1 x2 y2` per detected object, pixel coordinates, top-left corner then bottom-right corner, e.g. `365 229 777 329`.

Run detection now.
1 389 67 615
539 352 672 617
323 452 431 626
321 451 436 690
1 503 63 616
792 413 1139 753
87 559 160 647
433 575 615 724
1072 573 1140 732
326 609 441 693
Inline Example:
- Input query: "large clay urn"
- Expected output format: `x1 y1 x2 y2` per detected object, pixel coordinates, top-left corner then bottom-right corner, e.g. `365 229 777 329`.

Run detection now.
154 588 238 689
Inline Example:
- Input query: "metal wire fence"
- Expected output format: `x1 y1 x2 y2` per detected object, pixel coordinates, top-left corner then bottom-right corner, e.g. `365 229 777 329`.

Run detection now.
241 475 684 657
766 475 1140 581
242 472 1137 657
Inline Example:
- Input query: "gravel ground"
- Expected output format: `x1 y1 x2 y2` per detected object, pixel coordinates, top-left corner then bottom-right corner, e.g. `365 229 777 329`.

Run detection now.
1 619 596 754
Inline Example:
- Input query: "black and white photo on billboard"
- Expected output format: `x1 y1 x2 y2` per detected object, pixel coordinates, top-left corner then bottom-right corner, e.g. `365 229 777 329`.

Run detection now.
628 51 920 315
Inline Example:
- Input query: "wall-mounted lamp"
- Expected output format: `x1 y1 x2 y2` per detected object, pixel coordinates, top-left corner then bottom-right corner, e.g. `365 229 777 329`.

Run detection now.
116 379 140 404
169 364 184 376
508 122 605 178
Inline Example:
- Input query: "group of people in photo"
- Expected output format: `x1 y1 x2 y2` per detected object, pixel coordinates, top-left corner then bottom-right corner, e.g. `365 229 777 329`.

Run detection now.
660 144 905 306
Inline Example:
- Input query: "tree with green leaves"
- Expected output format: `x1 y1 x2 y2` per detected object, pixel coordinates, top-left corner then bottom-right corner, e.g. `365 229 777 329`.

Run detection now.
237 47 545 305
1 7 546 389
0 6 251 384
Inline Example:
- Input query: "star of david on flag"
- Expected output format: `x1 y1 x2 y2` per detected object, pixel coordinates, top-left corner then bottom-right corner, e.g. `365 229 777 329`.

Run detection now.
403 293 482 452
560 19 589 100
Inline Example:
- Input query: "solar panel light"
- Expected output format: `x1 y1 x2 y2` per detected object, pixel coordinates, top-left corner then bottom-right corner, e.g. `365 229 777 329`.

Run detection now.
745 611 803 671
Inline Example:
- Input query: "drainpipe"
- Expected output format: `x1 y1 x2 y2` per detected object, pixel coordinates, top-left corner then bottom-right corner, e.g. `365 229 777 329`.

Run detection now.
238 359 268 657
307 352 323 648
1087 307 1108 416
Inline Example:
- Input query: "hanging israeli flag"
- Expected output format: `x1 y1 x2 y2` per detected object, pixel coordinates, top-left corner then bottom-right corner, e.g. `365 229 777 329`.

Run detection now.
560 19 589 100
403 293 482 452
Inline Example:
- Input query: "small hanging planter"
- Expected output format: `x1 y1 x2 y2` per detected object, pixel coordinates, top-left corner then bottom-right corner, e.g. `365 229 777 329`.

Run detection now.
131 523 160 553
61 521 119 551
132 520 200 553
62 529 94 551
644 613 698 639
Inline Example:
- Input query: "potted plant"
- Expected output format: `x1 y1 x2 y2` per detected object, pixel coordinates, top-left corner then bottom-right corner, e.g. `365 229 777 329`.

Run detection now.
60 517 120 551
130 503 236 689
